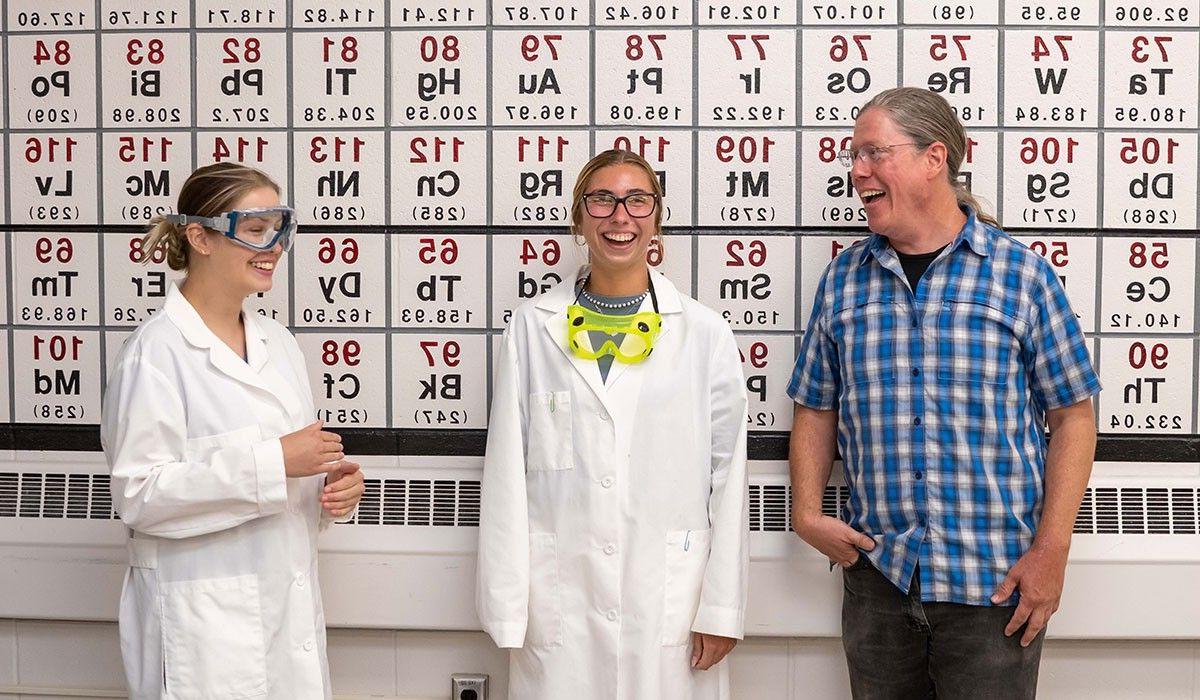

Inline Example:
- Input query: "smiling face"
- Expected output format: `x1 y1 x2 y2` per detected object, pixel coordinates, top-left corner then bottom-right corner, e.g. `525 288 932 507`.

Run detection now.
578 164 658 278
851 107 942 244
191 185 284 298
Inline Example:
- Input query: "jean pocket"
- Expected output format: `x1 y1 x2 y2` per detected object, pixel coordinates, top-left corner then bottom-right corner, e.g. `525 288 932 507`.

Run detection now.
845 551 873 572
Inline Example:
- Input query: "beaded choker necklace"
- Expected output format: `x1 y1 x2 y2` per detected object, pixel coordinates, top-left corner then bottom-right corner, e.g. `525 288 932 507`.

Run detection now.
579 284 647 310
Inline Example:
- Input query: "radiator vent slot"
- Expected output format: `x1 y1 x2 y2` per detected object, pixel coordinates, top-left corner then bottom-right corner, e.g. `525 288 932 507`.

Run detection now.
749 485 1200 535
1071 486 1200 536
0 473 119 520
345 479 481 527
749 485 849 532
1 473 1197 535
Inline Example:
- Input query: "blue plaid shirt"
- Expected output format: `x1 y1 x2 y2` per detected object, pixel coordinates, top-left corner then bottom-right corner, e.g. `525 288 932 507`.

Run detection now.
788 210 1101 605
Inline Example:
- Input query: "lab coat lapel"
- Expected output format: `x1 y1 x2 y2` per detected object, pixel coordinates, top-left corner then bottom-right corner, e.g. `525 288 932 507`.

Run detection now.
242 310 304 417
537 267 682 416
164 284 300 414
603 268 680 390
538 267 619 415
544 308 614 414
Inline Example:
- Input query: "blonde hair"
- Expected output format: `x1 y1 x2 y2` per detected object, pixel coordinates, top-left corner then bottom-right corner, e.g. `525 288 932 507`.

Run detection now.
141 162 281 270
570 149 665 256
860 87 1000 228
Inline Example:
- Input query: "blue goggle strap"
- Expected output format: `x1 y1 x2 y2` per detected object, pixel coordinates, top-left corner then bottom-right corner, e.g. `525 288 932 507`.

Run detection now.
164 212 233 234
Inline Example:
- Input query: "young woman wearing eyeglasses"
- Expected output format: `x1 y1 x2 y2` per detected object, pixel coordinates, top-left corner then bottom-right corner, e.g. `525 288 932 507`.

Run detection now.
477 149 749 700
102 163 364 699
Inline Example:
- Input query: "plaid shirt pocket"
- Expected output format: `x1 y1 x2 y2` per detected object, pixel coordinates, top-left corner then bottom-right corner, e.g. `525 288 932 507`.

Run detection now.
831 300 903 387
935 298 1028 387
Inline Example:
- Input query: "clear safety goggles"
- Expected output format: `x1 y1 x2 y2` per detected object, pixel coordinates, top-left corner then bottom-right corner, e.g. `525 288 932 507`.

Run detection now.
566 305 663 364
166 206 297 252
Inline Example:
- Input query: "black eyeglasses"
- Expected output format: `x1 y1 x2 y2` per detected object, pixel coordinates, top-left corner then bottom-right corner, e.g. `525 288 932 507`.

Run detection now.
581 191 659 219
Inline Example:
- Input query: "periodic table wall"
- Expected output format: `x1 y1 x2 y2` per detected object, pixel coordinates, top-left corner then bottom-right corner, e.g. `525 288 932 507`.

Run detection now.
2 0 1199 461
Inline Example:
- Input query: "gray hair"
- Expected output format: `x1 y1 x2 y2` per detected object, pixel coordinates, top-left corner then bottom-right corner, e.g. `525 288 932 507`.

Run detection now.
861 87 1000 227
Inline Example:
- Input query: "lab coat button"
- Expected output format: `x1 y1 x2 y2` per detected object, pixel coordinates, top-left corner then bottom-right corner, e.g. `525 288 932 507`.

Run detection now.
603 543 617 555
606 610 618 621
601 476 614 488
295 574 306 587
303 640 313 651
599 411 610 421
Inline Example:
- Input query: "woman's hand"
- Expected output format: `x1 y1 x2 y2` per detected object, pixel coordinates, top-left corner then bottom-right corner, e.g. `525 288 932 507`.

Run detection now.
322 462 364 518
280 421 344 478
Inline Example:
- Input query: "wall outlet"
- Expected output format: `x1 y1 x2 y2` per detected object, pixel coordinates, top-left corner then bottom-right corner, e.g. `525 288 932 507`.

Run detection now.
451 673 488 700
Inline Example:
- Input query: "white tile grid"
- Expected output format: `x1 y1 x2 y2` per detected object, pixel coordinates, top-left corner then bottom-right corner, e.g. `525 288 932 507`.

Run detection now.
0 0 1196 434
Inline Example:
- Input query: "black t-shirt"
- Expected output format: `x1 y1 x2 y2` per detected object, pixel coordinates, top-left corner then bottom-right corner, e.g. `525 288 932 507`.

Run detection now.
896 245 947 292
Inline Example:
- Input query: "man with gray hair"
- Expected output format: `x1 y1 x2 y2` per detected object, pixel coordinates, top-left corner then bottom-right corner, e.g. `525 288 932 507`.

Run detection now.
788 87 1100 698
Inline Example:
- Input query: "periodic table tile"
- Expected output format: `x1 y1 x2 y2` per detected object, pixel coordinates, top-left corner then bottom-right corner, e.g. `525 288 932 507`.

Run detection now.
0 7 1194 447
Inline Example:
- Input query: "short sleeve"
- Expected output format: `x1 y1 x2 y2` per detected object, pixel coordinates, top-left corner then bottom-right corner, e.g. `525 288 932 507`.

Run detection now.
1023 258 1102 410
788 269 841 410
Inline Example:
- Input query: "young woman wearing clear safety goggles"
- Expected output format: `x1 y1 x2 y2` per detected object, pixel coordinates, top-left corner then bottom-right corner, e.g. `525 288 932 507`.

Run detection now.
101 162 361 699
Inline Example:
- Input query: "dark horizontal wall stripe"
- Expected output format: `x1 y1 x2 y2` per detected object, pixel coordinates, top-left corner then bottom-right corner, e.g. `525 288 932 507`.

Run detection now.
745 432 1200 463
1 425 1197 463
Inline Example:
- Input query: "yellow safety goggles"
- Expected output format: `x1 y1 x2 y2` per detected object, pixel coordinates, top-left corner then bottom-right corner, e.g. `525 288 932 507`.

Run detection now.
566 305 662 364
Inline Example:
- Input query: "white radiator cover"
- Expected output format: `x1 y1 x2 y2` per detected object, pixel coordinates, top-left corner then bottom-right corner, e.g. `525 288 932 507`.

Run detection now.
1 453 1197 639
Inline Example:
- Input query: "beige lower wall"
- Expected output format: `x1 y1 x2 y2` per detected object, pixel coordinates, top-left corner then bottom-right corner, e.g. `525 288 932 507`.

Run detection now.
0 619 1197 699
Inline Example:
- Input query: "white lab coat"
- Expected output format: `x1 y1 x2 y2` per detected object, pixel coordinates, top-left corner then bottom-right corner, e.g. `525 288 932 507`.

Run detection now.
477 266 749 700
102 283 333 700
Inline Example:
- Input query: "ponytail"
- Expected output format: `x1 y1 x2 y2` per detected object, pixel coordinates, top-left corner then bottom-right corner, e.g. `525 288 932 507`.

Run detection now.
952 182 1000 228
141 214 189 271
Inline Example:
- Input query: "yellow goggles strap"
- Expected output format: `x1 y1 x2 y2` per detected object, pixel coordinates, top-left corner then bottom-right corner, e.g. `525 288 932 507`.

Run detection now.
566 305 662 364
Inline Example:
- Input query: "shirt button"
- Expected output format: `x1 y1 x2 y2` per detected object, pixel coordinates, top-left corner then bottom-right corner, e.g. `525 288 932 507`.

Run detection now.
606 610 618 622
601 476 614 488
603 543 617 555
913 417 922 426
912 368 920 377
914 471 923 481
303 640 313 652
912 318 919 328
918 517 926 527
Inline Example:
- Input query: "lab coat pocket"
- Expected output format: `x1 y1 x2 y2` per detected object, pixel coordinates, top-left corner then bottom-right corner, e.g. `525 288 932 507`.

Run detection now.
527 532 563 648
661 528 713 646
526 391 573 471
160 574 269 698
184 425 263 462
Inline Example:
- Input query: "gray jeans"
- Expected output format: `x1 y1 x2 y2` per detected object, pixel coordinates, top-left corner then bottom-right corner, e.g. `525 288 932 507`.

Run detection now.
841 556 1045 699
